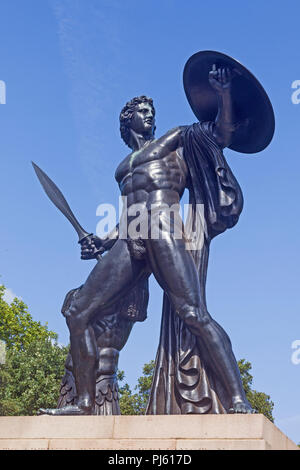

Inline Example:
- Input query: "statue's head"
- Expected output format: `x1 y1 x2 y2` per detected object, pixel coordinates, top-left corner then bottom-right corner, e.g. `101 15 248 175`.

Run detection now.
120 96 156 148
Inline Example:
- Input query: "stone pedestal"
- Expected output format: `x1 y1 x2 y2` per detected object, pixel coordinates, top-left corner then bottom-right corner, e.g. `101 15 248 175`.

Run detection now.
0 414 298 450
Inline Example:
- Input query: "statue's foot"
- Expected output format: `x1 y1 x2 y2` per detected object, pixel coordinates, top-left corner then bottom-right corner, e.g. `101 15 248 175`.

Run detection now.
38 404 93 416
228 400 257 414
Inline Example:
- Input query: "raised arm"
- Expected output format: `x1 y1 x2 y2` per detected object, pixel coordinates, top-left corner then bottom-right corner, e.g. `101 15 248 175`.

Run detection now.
209 65 236 149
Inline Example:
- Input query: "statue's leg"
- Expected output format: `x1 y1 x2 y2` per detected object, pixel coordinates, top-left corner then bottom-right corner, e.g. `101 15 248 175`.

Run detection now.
40 239 147 416
145 233 252 413
95 347 122 415
93 312 136 415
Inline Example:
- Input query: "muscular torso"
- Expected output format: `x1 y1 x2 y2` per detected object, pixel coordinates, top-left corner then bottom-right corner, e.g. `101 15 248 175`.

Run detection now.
115 127 188 209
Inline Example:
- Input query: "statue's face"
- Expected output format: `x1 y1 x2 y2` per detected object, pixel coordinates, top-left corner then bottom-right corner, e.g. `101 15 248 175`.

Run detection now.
130 102 155 136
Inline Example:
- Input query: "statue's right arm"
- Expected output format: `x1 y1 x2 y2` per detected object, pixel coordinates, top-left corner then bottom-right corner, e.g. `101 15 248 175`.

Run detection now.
100 224 119 251
80 225 119 260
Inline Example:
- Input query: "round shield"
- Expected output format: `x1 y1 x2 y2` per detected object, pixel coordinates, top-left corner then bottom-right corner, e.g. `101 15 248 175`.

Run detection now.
183 50 275 154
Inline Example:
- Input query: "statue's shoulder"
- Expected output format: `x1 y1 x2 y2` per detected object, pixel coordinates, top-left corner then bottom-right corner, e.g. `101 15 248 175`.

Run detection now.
158 125 189 148
164 125 188 137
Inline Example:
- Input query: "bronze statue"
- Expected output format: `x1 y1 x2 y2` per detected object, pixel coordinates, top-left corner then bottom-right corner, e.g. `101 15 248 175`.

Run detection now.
57 279 148 414
35 51 274 416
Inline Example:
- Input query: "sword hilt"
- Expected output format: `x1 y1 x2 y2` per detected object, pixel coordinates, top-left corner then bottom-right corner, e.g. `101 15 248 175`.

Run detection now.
79 234 103 261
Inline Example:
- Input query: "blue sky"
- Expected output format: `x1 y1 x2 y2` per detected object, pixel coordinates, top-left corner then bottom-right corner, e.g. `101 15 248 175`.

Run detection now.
0 0 300 442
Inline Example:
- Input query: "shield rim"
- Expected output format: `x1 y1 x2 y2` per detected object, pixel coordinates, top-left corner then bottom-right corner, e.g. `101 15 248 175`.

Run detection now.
183 50 275 154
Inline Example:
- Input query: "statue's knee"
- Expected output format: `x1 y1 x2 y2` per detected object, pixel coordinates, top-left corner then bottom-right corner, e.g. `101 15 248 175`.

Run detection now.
61 287 87 333
65 304 87 335
61 286 82 318
178 305 210 330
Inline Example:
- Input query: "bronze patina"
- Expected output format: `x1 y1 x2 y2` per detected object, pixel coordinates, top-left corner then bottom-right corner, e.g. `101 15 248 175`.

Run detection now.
35 51 274 416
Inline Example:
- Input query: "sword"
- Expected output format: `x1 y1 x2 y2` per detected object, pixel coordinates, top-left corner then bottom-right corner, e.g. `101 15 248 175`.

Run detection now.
32 162 102 260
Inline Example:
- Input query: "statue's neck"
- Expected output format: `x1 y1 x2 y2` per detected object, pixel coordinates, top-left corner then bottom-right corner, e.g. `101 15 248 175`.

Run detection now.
129 131 154 151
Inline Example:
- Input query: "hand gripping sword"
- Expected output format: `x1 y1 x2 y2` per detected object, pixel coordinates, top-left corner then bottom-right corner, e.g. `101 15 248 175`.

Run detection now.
32 162 102 260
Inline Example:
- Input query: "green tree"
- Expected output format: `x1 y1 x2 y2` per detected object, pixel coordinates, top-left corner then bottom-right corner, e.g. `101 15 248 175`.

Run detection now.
0 285 51 350
0 285 68 415
118 360 155 415
238 359 274 422
119 359 274 421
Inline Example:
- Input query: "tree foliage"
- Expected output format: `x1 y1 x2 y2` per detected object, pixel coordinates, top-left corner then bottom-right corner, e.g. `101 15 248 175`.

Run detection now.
118 360 155 415
237 359 274 422
0 285 68 415
0 286 53 350
119 359 274 421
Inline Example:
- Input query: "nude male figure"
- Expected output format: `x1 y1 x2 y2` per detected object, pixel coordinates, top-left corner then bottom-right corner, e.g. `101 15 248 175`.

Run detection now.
40 66 253 415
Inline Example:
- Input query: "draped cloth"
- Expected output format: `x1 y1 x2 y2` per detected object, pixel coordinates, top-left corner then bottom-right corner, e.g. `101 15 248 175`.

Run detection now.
146 122 244 414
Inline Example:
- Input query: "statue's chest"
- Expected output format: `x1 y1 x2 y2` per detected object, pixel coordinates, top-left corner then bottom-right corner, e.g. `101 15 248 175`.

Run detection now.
115 142 166 183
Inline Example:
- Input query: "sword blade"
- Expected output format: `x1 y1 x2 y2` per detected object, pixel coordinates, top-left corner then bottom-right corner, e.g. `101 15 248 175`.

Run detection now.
32 161 89 241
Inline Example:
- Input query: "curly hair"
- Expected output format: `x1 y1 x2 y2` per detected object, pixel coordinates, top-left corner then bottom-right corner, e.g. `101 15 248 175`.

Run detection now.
119 95 156 148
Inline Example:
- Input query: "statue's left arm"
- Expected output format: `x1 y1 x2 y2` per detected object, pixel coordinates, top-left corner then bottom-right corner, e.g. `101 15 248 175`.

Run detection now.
209 65 236 149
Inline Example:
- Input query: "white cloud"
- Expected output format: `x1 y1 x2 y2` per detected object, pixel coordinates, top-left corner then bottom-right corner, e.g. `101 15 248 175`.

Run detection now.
51 0 123 197
3 287 21 304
